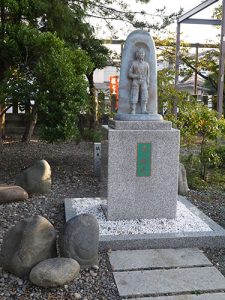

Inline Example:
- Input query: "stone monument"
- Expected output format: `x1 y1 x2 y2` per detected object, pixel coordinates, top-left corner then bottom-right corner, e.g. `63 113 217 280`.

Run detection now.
103 30 180 221
115 30 162 120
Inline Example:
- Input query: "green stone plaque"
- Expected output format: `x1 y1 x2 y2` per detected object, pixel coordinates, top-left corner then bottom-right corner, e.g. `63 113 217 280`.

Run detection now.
137 143 151 177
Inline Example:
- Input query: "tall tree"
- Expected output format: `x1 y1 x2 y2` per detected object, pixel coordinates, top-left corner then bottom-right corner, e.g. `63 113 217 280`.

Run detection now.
0 0 93 142
0 0 183 141
70 0 183 33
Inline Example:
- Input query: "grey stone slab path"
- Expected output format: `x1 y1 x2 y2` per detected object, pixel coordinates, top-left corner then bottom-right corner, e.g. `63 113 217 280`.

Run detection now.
130 293 225 300
114 267 225 297
109 248 225 299
108 248 212 271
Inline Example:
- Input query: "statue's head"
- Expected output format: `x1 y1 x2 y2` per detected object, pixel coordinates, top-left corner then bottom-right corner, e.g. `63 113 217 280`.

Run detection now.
135 48 145 60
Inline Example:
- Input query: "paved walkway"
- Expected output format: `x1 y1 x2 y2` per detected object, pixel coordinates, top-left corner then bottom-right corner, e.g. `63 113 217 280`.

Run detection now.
108 248 225 299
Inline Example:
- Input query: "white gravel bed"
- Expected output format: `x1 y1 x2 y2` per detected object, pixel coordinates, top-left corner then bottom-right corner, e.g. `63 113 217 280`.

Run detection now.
71 198 212 235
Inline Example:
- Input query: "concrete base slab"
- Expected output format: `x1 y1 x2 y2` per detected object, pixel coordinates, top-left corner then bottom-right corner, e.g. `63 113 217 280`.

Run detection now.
114 267 225 297
108 248 212 271
64 196 225 250
129 293 225 300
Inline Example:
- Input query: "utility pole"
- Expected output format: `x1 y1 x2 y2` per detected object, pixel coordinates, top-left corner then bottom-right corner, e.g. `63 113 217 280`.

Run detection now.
194 44 199 96
175 0 220 116
174 22 180 117
217 0 225 117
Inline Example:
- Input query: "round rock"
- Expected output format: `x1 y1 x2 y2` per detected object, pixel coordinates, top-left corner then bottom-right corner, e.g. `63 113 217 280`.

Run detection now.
60 214 99 268
0 185 28 204
0 215 57 277
15 159 51 194
29 258 80 287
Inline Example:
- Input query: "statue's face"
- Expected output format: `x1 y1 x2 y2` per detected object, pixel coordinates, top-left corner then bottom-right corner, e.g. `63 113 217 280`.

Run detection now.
136 49 145 60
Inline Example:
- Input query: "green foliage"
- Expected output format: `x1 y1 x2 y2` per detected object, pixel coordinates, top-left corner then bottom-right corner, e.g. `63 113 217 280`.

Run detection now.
36 44 92 142
213 4 222 20
189 176 209 190
181 153 200 172
181 153 206 190
0 0 108 142
0 66 39 110
181 150 225 191
82 128 103 142
156 32 219 96
169 101 225 179
0 25 93 142
158 68 189 115
201 145 221 168
200 145 222 180
168 101 225 145
80 37 109 71
215 145 225 167
0 0 182 142
74 0 182 33
209 169 225 190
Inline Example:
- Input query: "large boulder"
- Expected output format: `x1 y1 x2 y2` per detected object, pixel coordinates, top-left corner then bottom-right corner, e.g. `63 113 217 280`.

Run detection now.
29 257 80 287
0 215 57 278
15 160 51 194
0 185 28 204
60 214 99 268
178 163 189 195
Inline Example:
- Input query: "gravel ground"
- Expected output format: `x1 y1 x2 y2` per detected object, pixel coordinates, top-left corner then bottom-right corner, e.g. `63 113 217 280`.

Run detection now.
188 190 225 276
1 139 225 299
0 139 120 300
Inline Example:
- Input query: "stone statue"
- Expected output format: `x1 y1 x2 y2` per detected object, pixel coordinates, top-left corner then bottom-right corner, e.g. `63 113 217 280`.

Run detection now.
128 48 149 115
115 30 163 121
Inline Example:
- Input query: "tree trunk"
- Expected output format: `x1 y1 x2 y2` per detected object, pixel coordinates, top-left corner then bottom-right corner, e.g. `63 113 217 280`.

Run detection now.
202 163 207 181
0 105 6 140
0 1 8 80
0 1 5 40
0 2 10 142
200 135 206 180
86 70 97 129
22 106 37 142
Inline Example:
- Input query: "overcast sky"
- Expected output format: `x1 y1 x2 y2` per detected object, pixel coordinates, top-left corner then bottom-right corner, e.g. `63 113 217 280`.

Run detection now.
92 0 222 43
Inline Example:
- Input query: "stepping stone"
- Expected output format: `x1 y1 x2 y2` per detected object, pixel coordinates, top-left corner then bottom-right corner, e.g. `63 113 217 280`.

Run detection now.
109 248 225 299
109 248 212 271
113 267 225 297
130 293 225 300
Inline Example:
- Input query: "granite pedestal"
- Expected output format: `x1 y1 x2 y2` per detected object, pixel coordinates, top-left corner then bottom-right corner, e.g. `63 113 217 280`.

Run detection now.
103 120 180 221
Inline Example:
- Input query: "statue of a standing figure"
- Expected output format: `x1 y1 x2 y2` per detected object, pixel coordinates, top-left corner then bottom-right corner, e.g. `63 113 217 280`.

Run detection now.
128 48 149 115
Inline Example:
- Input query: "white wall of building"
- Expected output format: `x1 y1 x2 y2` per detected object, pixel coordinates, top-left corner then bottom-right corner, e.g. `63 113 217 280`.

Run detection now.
94 66 119 83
